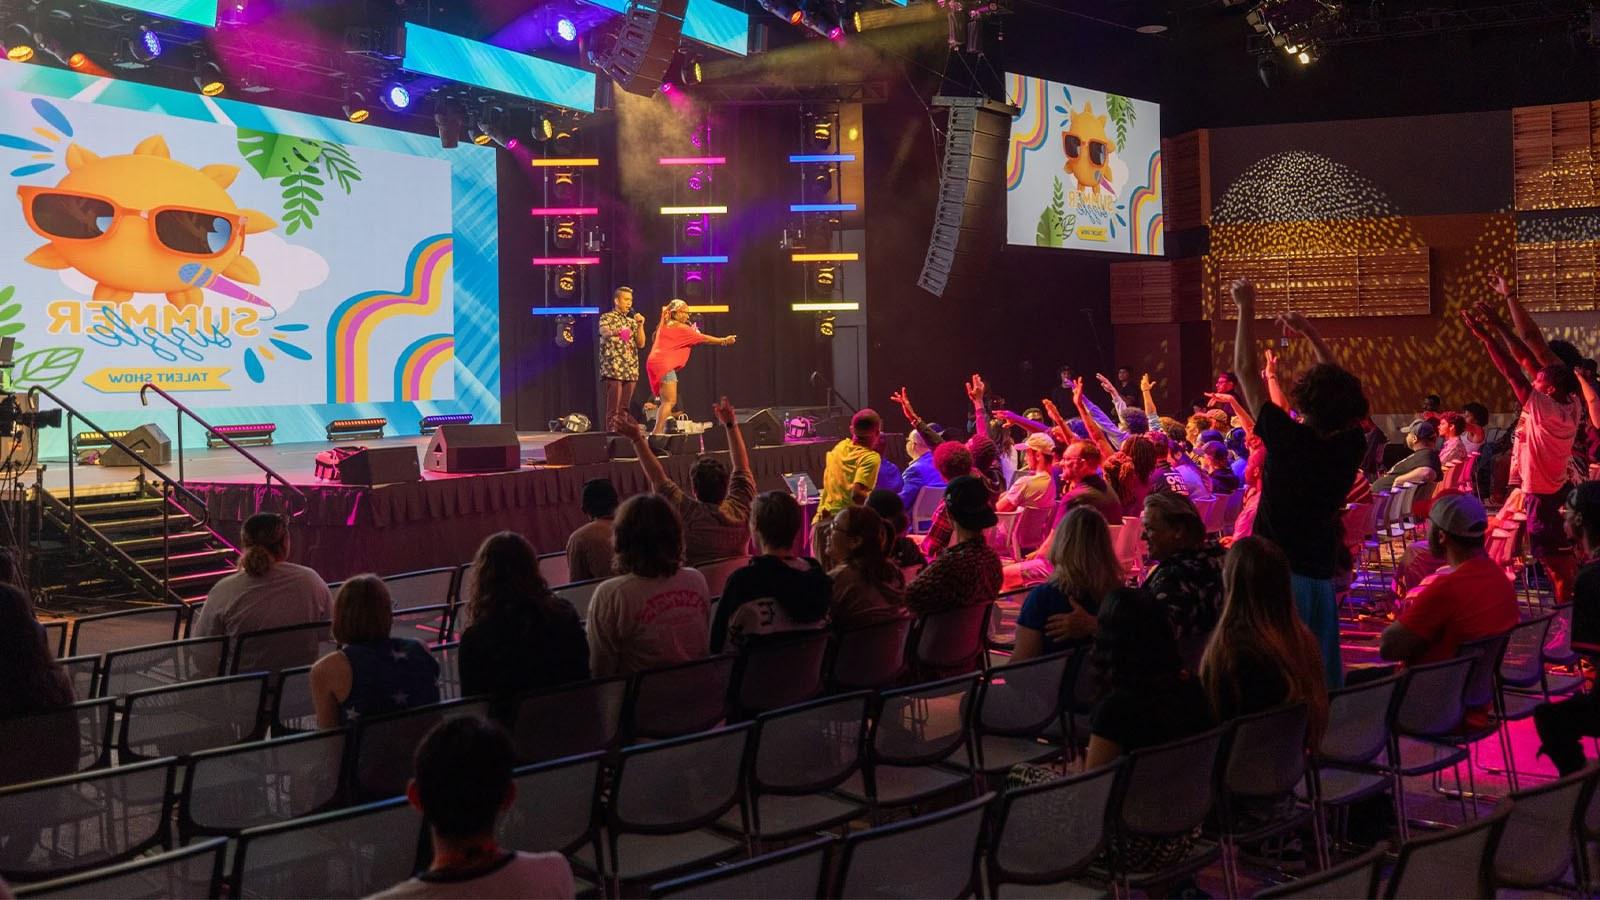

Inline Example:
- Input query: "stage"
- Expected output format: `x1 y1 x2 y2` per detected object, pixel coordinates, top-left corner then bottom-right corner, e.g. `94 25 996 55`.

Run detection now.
35 433 834 584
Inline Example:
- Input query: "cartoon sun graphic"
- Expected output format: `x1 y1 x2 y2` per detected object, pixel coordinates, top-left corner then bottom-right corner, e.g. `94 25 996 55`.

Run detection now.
1062 101 1114 194
19 135 275 308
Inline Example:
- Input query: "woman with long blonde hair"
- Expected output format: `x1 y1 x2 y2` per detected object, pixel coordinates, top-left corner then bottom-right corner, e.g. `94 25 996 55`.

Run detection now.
1012 507 1123 661
1200 536 1329 747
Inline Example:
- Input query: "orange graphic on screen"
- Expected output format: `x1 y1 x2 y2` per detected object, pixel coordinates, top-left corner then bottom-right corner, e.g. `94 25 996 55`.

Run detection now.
17 135 276 308
1062 102 1114 194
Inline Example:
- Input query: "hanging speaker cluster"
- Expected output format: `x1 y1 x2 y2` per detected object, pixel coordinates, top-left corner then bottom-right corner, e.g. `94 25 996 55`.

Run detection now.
917 96 1016 299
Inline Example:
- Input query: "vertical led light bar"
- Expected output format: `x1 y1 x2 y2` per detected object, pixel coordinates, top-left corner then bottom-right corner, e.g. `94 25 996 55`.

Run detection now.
660 134 729 313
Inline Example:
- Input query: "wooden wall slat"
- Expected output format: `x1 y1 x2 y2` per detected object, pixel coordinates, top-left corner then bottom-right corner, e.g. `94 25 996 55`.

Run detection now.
1210 248 1431 319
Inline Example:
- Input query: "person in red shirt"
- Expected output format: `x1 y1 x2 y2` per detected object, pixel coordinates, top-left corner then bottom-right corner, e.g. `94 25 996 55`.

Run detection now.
1379 493 1517 668
643 299 737 435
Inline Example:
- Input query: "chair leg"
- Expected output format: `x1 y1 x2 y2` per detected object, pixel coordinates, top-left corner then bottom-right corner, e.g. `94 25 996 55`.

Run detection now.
1220 838 1240 900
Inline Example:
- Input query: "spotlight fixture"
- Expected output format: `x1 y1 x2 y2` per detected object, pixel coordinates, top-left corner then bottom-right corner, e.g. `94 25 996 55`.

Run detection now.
5 23 35 62
553 314 577 347
533 110 555 141
381 83 411 112
554 16 578 42
343 86 370 123
112 25 161 67
418 413 474 435
207 422 276 448
818 314 836 337
553 265 578 299
193 60 225 96
757 0 805 26
810 117 833 149
325 417 388 442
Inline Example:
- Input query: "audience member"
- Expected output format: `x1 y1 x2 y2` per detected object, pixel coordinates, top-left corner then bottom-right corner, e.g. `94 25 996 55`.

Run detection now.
1200 538 1329 747
1058 439 1122 523
1013 507 1122 660
917 440 984 558
616 399 755 567
866 488 926 569
1140 492 1225 670
905 476 1003 615
1439 413 1469 468
1462 402 1490 454
1232 279 1369 689
565 478 618 582
827 504 909 630
996 432 1058 554
810 408 884 561
1359 418 1388 482
193 513 331 669
1535 481 1600 773
373 717 574 899
587 494 710 675
459 532 589 718
1111 365 1141 405
1199 441 1239 494
0 582 76 784
710 491 831 651
1231 435 1267 539
898 423 947 512
1373 419 1442 493
310 575 440 728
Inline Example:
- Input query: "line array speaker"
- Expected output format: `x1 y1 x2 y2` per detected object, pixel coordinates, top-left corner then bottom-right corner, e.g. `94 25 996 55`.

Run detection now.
591 0 689 97
917 96 1017 299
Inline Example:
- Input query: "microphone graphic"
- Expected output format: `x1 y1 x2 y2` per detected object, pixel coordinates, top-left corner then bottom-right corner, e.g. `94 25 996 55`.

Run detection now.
177 263 273 310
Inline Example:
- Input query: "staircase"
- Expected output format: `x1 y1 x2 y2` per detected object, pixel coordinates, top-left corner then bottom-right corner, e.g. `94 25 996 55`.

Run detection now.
34 480 238 612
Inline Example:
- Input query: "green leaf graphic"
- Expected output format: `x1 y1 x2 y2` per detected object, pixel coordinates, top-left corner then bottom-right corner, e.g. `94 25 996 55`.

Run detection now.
0 304 20 323
12 347 83 390
318 142 363 194
236 129 325 179
0 285 13 307
1104 94 1135 153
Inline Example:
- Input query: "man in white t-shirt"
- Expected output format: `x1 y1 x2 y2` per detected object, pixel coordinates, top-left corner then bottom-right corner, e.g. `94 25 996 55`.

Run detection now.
371 717 574 899
997 432 1059 556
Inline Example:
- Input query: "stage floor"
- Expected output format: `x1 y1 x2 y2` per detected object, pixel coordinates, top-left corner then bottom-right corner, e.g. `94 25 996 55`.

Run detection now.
33 431 581 493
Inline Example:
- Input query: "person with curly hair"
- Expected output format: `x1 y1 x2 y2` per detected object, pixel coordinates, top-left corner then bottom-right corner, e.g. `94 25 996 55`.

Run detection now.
586 494 710 676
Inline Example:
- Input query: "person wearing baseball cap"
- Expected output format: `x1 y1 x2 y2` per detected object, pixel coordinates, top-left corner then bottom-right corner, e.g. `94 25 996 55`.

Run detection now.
996 432 1059 555
1373 419 1442 493
905 475 1002 623
643 298 737 436
1377 494 1517 692
1531 482 1600 774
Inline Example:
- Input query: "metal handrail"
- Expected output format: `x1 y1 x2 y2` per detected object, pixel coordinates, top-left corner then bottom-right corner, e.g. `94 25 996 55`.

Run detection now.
138 382 309 518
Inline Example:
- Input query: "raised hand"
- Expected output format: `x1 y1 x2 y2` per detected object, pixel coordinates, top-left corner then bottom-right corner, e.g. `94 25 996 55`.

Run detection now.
1229 278 1256 316
1206 392 1237 407
713 396 736 426
966 373 987 403
1276 311 1314 339
1041 398 1063 422
1140 373 1156 393
890 387 919 423
1070 376 1085 406
724 334 738 345
1488 272 1511 298
612 411 646 441
1095 373 1117 395
1264 348 1279 379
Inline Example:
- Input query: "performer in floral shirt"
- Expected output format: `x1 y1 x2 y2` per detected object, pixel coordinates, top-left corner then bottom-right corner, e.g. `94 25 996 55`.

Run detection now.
599 286 647 431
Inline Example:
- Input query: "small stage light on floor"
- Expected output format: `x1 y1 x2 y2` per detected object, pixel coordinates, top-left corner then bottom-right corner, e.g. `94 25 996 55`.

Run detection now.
207 423 276 448
419 413 474 435
73 429 130 455
326 417 388 442
554 413 592 433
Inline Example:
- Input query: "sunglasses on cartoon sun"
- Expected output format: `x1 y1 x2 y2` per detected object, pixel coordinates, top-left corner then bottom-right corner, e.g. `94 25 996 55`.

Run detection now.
16 186 248 258
1062 134 1108 166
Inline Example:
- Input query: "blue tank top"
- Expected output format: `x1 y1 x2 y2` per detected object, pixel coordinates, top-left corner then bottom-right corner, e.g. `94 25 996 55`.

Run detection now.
339 638 441 724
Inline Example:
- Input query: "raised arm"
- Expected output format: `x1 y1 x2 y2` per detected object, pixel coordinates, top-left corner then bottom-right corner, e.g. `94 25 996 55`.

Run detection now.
965 374 989 430
1231 279 1269 416
1262 348 1288 411
1492 272 1559 368
1472 299 1542 380
1140 372 1159 418
892 386 945 448
1070 378 1116 460
614 412 672 487
1578 368 1600 430
1463 308 1532 406
632 312 647 348
713 396 750 475
1207 391 1255 434
1276 311 1336 366
996 409 1049 434
1096 373 1129 417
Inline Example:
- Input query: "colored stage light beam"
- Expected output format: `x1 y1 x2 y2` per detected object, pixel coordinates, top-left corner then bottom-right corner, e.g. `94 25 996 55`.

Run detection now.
789 153 856 163
401 22 597 113
660 205 727 214
790 252 860 262
658 156 727 165
530 207 599 215
792 302 859 311
530 306 602 315
98 0 217 27
662 255 729 264
531 256 601 265
789 203 857 212
530 158 601 167
684 305 730 313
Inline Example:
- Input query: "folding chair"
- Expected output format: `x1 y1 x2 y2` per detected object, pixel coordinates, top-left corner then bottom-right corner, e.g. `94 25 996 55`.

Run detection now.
12 837 225 899
1300 674 1406 842
838 674 980 815
1489 763 1599 892
39 620 67 659
731 692 871 849
536 551 570 589
178 729 347 842
695 556 752 600
827 617 913 691
0 758 175 884
498 751 606 893
118 672 269 761
649 837 833 899
99 636 227 698
910 486 942 535
1255 842 1387 899
985 762 1120 897
382 566 457 610
346 697 491 801
1103 726 1226 895
509 674 628 763
230 796 422 899
728 631 833 720
956 649 1076 783
908 602 993 679
268 666 316 735
228 621 333 676
550 578 605 621
1389 656 1475 832
68 606 184 657
627 654 736 741
831 792 993 899
1382 802 1509 898
1214 703 1326 898
389 604 450 647
1493 614 1556 791
431 640 460 701
57 655 99 701
0 697 113 788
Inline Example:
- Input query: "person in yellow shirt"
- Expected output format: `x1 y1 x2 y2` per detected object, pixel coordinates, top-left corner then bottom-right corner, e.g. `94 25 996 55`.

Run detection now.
810 409 882 560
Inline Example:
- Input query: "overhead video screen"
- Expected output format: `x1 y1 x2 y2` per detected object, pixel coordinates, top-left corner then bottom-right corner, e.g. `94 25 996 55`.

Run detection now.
1004 73 1164 255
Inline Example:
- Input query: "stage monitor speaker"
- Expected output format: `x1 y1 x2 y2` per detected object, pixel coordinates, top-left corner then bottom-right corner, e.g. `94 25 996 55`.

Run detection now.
424 424 521 473
701 408 784 452
335 446 422 485
592 0 688 96
608 436 638 460
917 97 1017 299
545 431 611 466
99 424 171 467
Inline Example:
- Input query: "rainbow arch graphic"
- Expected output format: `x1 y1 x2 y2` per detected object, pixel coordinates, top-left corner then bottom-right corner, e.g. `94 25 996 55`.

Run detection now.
1004 73 1049 191
394 334 455 401
326 234 453 403
1129 150 1165 256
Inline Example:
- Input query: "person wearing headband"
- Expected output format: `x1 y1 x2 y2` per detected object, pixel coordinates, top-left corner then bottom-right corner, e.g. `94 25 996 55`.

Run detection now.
642 299 737 436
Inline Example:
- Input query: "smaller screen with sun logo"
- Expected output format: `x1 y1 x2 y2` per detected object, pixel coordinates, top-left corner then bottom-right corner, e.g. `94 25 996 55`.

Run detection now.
1003 74 1164 256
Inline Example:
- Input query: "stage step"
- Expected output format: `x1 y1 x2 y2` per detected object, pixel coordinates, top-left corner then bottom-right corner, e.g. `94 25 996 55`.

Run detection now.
91 514 194 533
163 568 237 588
70 497 166 517
113 532 216 552
131 548 236 569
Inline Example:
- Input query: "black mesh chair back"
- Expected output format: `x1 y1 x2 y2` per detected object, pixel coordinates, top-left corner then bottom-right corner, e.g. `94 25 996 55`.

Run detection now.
57 656 99 701
269 666 315 735
693 556 752 599
498 751 605 857
229 620 333 677
1501 614 1554 690
1255 842 1387 899
431 641 460 700
610 724 753 834
909 602 993 676
0 697 113 788
40 620 67 659
1221 703 1310 801
231 796 422 899
974 649 1074 737
1116 726 1227 839
833 792 992 899
552 578 604 621
100 636 227 698
68 606 184 657
389 604 449 647
179 729 347 840
11 837 225 899
828 617 913 690
382 567 457 610
750 691 871 795
648 837 832 899
536 552 569 591
118 672 268 761
0 758 175 883
347 697 490 801
1491 763 1599 889
1384 802 1509 898
1394 656 1472 738
628 654 736 741
729 631 833 719
509 675 627 764
987 762 1120 891
1456 631 1510 711
1320 675 1402 765
871 673 979 767
1546 603 1579 665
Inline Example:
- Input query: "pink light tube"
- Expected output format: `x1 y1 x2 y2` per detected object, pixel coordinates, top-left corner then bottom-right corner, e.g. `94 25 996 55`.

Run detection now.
530 206 599 215
658 156 727 165
531 256 601 265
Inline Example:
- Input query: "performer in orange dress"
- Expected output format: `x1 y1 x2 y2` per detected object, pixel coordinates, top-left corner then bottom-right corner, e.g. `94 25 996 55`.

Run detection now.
644 299 737 435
